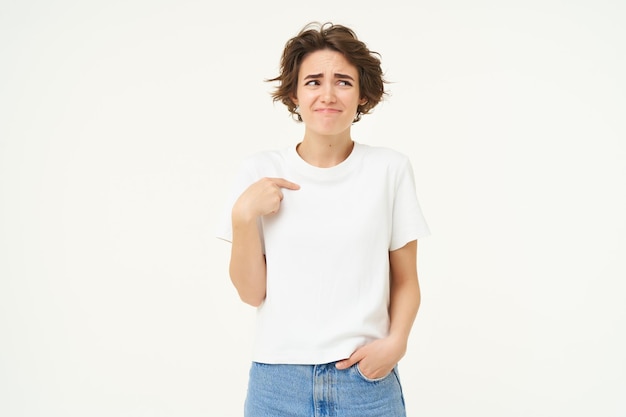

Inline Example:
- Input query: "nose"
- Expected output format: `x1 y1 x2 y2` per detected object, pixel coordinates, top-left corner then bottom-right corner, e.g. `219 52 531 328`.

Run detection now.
321 84 336 103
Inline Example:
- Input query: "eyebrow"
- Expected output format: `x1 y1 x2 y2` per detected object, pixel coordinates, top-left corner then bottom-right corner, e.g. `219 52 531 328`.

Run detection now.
303 73 355 81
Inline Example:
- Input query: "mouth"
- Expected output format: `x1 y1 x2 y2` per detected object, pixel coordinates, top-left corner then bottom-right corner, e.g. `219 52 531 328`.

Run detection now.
315 108 341 114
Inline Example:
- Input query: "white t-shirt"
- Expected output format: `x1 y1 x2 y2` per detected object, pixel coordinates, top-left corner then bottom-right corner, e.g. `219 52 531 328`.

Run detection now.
216 142 430 364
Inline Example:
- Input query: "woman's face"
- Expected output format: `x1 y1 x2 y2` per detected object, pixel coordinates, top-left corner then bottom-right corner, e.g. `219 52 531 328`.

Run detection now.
292 49 366 137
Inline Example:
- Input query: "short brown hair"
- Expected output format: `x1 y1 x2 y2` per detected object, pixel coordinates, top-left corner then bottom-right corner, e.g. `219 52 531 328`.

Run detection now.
267 22 387 123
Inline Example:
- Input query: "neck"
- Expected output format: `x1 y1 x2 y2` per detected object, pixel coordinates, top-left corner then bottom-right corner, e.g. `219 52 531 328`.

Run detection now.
297 132 354 168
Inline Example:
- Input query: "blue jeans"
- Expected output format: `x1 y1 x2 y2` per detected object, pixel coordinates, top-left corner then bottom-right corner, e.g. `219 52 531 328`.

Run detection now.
244 361 406 417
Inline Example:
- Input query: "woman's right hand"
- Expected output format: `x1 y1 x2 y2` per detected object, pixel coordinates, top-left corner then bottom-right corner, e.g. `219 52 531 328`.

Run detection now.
232 177 300 221
229 177 299 306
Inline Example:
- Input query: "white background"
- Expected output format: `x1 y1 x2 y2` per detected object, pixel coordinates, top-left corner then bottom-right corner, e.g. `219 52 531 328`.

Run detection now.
1 1 625 416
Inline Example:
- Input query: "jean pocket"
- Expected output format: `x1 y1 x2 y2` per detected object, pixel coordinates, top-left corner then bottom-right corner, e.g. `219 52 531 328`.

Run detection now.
354 363 393 383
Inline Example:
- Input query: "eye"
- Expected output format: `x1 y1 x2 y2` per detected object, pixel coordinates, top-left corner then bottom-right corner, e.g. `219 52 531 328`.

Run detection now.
338 80 353 87
305 80 320 86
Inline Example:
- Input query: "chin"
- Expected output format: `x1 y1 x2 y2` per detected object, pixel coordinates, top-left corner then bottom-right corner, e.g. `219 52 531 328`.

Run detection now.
311 122 352 136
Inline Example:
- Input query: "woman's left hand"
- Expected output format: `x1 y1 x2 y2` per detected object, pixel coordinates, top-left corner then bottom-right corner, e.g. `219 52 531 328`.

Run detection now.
334 336 407 380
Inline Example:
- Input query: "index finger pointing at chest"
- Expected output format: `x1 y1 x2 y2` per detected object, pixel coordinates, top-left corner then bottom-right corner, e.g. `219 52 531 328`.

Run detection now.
268 178 300 190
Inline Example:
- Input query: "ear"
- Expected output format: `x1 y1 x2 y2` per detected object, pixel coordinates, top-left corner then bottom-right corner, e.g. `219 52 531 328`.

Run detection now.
359 97 368 106
291 94 299 106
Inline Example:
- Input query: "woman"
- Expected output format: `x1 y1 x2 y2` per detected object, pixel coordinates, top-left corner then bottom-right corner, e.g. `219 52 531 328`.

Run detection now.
217 21 430 417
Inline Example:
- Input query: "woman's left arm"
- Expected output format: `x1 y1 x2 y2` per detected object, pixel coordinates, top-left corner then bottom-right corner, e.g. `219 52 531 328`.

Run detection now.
387 239 421 354
335 240 420 378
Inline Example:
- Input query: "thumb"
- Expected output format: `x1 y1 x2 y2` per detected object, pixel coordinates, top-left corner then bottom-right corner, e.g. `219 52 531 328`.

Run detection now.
335 350 363 370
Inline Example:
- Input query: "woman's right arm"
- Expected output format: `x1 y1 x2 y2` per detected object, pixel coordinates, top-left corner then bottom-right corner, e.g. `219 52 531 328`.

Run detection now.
229 177 299 306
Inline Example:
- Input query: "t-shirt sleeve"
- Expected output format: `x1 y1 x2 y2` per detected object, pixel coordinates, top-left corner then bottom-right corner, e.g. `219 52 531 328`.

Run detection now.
389 157 431 251
215 158 262 245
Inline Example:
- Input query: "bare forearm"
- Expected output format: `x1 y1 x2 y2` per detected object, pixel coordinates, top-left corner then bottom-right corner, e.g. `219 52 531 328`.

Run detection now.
229 215 266 306
388 276 420 351
227 177 299 306
387 240 420 353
